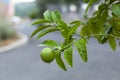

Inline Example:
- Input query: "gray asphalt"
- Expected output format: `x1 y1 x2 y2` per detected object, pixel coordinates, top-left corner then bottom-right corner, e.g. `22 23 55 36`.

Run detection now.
0 21 120 80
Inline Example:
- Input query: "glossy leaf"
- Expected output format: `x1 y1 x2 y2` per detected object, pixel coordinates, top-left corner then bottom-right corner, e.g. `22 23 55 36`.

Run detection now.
58 20 68 31
111 3 120 17
37 27 59 39
56 53 67 71
43 10 53 22
31 25 50 37
74 38 88 62
57 20 68 38
51 10 61 23
67 22 81 38
54 10 61 19
51 12 58 23
64 47 73 67
108 37 117 51
70 21 81 25
32 19 51 25
39 40 58 47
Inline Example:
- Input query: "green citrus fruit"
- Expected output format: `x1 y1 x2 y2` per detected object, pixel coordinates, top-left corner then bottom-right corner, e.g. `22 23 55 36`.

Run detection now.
40 48 55 63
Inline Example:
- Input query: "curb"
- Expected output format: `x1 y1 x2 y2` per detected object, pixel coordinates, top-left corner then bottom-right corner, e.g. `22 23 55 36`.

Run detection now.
0 33 28 53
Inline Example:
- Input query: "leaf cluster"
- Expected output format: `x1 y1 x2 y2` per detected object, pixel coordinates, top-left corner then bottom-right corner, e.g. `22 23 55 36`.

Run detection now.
31 10 87 71
81 0 120 51
31 0 120 71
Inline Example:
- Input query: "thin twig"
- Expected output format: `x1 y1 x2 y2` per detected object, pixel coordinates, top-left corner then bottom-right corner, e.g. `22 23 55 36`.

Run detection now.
75 33 120 39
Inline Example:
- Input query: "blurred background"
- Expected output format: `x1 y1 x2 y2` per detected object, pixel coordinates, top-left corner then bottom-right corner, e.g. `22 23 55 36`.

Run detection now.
0 0 120 80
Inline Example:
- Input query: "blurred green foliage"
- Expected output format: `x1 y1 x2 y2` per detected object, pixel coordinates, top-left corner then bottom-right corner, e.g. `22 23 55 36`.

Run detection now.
63 0 81 4
35 0 81 18
15 2 38 18
0 20 17 40
29 10 39 19
14 0 84 19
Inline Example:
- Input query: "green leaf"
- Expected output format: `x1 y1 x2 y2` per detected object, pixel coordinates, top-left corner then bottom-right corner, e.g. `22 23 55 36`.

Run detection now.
108 37 117 51
85 0 93 14
39 40 58 47
98 4 108 14
51 10 61 23
32 19 51 25
85 0 97 17
31 25 50 37
100 36 108 44
54 10 61 19
80 25 91 37
37 27 59 39
111 3 120 18
51 12 58 23
88 17 103 34
70 21 81 25
74 38 88 62
58 20 68 31
64 47 73 67
84 0 89 3
99 26 113 44
57 20 68 38
67 22 81 38
43 10 53 22
56 53 67 71
100 9 108 23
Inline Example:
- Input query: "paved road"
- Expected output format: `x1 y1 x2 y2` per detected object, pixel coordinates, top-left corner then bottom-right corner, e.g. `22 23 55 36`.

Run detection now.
0 21 120 80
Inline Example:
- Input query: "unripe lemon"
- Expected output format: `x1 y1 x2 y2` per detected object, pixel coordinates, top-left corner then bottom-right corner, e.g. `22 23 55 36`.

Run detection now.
40 48 55 63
